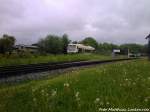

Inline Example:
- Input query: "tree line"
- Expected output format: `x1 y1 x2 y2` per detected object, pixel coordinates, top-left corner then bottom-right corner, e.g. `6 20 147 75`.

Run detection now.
37 34 70 54
0 34 147 55
0 34 16 55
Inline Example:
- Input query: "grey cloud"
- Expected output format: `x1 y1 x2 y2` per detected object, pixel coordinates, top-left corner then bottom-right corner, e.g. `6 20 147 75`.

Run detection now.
0 0 149 44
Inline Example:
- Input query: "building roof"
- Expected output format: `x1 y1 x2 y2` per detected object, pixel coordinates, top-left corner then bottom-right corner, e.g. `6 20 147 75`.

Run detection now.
146 34 150 39
14 44 38 49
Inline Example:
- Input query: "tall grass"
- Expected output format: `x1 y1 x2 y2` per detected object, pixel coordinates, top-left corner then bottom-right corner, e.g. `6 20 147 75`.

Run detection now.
0 53 111 66
0 59 149 112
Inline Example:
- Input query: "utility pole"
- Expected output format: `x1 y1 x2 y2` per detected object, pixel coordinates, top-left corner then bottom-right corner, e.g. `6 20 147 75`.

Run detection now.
145 34 150 60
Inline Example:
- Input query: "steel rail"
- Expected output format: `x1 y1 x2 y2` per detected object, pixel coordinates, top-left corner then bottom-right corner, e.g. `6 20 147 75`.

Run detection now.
0 58 139 78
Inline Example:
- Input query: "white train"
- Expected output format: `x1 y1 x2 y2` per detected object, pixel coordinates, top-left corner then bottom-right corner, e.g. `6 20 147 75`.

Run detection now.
67 44 95 53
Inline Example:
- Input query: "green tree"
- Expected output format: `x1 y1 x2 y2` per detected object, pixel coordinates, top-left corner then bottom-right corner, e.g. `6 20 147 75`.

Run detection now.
120 44 144 54
80 37 98 49
38 34 63 54
97 43 119 54
62 34 70 54
37 38 46 54
0 34 16 54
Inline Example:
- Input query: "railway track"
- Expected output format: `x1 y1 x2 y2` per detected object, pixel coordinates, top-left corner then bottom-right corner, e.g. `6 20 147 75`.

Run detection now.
0 58 139 78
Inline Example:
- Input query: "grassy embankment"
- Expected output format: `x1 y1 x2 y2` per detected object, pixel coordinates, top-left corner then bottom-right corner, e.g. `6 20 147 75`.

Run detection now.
0 59 149 112
0 54 112 67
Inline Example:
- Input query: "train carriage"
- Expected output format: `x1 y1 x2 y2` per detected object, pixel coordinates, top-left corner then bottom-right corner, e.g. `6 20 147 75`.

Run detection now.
67 44 95 53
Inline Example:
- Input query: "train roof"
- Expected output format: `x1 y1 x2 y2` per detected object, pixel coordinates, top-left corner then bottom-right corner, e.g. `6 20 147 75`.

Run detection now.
68 44 95 50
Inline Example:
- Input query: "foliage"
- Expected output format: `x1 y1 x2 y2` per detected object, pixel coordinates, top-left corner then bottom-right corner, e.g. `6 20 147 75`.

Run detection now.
38 34 63 54
37 38 46 54
0 60 149 112
97 42 146 55
0 34 16 54
38 34 70 54
120 43 146 54
0 33 147 56
62 34 70 54
97 43 119 54
80 37 98 49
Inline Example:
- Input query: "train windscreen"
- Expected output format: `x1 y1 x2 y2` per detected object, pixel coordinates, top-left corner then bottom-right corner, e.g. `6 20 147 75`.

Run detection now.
68 45 76 51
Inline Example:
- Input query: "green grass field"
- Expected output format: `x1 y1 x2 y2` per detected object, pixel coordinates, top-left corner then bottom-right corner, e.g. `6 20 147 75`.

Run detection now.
0 54 112 67
0 59 149 112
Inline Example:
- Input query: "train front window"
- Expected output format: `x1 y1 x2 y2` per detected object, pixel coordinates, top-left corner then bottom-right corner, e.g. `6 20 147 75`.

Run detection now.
68 45 76 51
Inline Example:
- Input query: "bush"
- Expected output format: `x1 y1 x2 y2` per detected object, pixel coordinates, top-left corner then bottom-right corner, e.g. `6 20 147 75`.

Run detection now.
38 34 70 54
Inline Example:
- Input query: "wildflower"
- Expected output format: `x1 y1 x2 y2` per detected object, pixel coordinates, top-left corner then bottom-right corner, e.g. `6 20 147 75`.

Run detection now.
124 71 127 75
133 82 136 85
144 98 148 102
46 93 49 97
75 91 80 101
76 97 80 101
41 89 45 93
99 108 106 111
33 98 36 102
144 97 150 102
64 83 70 87
32 88 36 93
78 103 81 107
113 80 116 83
100 101 104 105
106 102 110 105
41 89 45 95
75 92 80 98
51 89 57 96
94 98 100 104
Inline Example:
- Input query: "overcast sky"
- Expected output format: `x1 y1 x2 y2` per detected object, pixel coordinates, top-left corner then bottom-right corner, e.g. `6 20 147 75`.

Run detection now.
0 0 150 45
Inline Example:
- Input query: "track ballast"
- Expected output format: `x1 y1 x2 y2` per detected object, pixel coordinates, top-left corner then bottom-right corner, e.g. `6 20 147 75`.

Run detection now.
0 58 139 78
